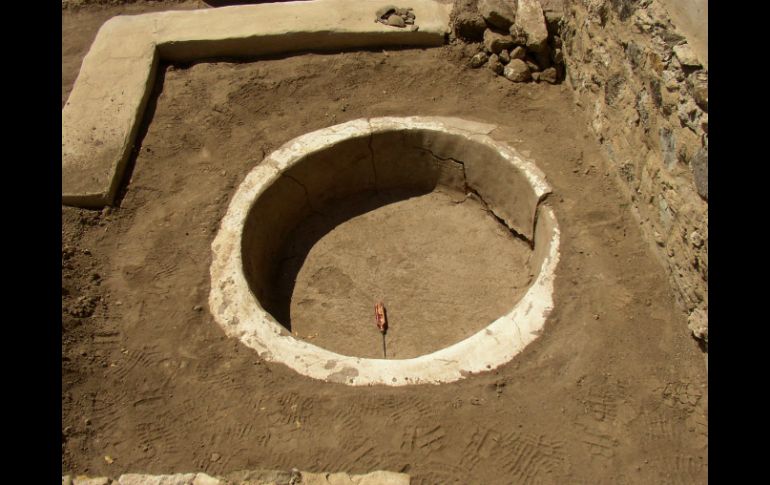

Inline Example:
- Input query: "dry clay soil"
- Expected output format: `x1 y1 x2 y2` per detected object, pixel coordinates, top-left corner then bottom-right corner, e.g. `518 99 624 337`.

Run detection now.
62 2 708 483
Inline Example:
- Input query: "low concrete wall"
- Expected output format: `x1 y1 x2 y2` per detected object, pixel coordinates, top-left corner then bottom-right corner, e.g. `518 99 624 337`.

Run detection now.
559 0 708 342
62 0 453 208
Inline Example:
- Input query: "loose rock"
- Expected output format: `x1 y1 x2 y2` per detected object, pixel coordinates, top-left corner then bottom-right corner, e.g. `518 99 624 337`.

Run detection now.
470 51 489 68
483 29 515 54
478 0 517 30
375 5 397 19
540 67 558 84
387 14 406 27
499 49 511 64
487 53 504 74
454 12 488 41
376 5 415 28
503 59 531 82
515 0 549 54
510 46 526 60
673 43 701 67
525 59 540 72
508 23 528 45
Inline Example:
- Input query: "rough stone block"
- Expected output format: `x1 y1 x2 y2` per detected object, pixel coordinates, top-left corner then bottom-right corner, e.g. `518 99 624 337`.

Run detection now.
470 51 489 67
483 28 515 53
504 59 532 82
487 53 505 73
673 42 701 67
454 11 487 41
515 0 549 54
540 66 558 83
478 0 516 30
539 0 565 33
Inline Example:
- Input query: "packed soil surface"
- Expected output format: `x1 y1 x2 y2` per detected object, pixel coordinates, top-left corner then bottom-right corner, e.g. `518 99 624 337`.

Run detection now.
268 189 533 359
62 2 707 483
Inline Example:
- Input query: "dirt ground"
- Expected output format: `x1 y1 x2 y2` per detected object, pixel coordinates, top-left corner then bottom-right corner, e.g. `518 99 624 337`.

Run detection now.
62 2 707 483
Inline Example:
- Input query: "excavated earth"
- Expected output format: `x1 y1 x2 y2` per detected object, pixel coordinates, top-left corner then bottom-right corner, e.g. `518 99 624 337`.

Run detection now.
62 1 707 483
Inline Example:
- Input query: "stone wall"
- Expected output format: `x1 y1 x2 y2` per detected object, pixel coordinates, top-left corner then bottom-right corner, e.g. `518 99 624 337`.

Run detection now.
558 0 708 344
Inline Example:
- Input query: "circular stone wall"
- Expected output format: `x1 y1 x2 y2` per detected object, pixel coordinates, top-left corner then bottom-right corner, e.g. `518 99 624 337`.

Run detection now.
209 116 560 386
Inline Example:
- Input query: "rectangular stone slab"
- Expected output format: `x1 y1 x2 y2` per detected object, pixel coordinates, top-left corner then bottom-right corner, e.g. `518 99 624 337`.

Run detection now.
62 0 453 207
62 18 157 207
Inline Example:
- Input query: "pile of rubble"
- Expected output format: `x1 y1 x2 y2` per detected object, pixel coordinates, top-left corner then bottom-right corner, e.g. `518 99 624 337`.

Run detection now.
375 5 418 30
452 0 565 84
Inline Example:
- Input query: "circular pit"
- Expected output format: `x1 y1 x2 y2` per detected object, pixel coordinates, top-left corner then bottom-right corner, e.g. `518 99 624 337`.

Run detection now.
209 116 560 386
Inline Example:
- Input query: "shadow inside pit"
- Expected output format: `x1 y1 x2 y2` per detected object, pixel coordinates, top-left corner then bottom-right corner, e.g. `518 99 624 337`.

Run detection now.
261 187 432 331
